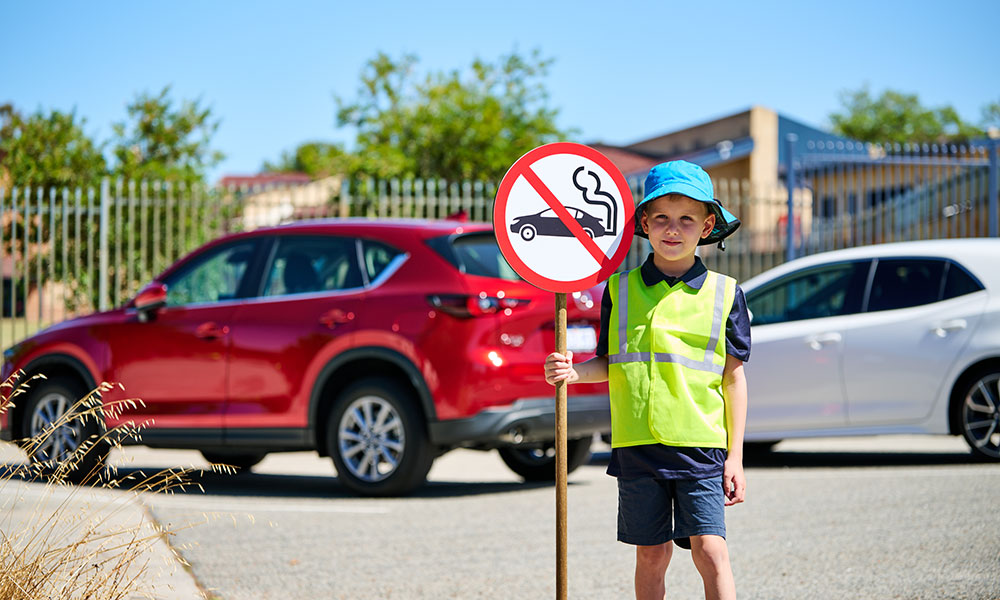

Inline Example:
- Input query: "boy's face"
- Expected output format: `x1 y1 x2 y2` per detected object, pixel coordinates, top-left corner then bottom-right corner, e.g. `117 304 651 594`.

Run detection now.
640 194 716 263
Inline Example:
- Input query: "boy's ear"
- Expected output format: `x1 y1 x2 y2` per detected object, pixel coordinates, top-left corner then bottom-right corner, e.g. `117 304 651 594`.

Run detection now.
640 208 649 235
701 213 717 239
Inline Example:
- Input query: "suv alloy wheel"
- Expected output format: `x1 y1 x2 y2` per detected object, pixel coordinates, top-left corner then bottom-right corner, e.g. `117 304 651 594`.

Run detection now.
328 378 434 496
23 377 108 482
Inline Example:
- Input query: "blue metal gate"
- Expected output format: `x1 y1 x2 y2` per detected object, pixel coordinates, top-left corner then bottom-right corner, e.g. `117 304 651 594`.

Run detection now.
784 135 999 261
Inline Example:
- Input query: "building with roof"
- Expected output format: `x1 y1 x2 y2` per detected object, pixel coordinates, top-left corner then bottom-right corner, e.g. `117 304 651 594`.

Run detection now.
217 172 343 229
593 105 855 190
593 106 852 253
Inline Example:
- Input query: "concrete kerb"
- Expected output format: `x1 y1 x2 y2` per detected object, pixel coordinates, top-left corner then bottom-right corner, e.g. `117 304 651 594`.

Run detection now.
0 444 206 600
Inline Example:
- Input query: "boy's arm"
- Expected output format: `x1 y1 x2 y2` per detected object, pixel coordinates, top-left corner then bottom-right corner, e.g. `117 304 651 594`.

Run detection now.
722 353 747 506
544 352 609 385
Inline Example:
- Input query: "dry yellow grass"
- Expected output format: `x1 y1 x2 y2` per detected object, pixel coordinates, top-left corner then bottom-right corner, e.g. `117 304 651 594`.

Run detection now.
0 372 232 599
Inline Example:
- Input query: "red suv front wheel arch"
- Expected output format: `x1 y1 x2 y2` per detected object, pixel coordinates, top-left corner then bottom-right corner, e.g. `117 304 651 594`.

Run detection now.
309 347 436 457
9 354 98 440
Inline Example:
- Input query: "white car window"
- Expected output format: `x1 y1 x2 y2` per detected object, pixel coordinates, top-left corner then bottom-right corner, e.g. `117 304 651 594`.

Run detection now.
942 261 984 300
747 261 869 326
865 259 945 312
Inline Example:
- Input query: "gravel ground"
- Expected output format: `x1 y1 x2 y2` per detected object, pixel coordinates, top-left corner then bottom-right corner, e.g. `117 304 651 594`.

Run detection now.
119 435 1000 600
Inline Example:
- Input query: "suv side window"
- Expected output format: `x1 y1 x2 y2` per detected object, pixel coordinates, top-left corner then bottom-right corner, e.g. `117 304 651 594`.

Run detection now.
263 236 363 297
942 261 984 300
865 259 946 312
746 261 869 326
164 241 256 307
361 240 404 283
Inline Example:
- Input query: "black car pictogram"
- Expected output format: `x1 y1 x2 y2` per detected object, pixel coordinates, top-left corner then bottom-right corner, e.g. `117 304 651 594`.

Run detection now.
510 207 607 242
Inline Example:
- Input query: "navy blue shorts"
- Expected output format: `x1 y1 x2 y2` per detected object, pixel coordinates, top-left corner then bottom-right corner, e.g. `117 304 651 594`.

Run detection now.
617 475 726 546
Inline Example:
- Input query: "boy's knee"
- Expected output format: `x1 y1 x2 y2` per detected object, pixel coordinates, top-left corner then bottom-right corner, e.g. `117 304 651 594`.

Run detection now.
690 535 730 571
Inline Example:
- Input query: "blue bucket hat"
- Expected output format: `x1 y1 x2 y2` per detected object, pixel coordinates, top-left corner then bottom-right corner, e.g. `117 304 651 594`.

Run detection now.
636 160 740 248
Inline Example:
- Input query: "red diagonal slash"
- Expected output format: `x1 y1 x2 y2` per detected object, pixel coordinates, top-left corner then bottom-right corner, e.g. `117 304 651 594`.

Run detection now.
517 165 609 267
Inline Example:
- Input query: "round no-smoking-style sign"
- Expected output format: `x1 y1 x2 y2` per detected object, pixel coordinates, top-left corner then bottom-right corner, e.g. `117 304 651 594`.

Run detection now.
494 142 635 293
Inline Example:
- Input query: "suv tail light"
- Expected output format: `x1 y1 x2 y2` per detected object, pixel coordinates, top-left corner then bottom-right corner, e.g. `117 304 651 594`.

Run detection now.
427 293 532 318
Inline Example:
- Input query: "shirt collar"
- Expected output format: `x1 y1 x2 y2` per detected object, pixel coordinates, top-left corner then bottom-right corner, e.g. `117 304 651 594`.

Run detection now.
639 254 708 290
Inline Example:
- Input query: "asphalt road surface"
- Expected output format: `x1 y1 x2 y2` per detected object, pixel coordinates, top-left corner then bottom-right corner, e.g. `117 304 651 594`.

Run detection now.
4 435 998 599
79 435 996 600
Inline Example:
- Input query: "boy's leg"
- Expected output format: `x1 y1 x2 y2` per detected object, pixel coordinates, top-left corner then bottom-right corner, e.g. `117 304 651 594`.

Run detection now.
673 476 733 600
689 535 734 600
617 477 673 600
635 543 672 600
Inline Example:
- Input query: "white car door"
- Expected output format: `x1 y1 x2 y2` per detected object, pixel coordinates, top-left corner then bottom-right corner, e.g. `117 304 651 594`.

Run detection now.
745 260 872 434
842 258 988 425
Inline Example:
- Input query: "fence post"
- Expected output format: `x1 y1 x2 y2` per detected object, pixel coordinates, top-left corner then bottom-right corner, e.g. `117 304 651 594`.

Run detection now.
99 177 110 312
340 178 351 218
989 139 999 238
785 134 798 261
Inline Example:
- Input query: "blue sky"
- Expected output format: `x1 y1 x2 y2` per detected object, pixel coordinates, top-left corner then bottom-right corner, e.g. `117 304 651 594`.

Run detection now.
3 1 997 182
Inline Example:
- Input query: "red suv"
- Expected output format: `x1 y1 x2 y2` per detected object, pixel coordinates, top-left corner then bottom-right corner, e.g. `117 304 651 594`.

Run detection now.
1 219 609 495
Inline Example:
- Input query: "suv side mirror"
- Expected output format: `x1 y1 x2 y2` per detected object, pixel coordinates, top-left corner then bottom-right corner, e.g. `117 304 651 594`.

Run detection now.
134 283 167 322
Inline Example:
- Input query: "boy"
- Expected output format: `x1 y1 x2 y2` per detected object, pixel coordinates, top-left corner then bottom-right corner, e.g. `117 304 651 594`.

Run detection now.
544 160 750 600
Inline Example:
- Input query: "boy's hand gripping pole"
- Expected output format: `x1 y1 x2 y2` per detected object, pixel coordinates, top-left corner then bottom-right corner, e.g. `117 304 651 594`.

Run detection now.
555 292 568 600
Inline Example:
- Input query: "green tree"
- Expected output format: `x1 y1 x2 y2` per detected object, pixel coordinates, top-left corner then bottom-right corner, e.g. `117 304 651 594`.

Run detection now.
981 99 1000 133
111 86 225 185
333 49 572 181
263 141 354 178
0 104 107 189
829 86 985 145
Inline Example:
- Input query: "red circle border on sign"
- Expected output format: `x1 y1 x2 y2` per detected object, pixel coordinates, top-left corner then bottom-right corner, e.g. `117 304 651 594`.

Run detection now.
493 142 635 293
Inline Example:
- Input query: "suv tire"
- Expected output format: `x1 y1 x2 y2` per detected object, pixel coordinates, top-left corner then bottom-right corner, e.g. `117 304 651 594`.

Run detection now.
498 436 592 482
328 378 433 496
22 376 108 483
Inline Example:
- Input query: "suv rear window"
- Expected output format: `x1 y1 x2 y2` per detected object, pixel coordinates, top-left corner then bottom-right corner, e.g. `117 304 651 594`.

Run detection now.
427 232 521 281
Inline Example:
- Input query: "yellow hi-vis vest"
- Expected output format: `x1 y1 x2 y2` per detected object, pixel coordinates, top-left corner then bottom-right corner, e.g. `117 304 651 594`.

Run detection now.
607 267 736 449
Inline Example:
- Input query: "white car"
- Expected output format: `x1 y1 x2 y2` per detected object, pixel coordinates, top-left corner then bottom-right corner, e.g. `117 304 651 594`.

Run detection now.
742 238 1000 459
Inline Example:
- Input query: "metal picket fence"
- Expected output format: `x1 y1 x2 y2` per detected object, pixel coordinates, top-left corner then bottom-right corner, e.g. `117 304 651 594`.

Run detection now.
783 137 999 260
2 141 998 349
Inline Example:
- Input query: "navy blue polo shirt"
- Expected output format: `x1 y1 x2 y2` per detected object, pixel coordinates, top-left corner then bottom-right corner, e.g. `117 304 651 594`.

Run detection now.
596 254 751 480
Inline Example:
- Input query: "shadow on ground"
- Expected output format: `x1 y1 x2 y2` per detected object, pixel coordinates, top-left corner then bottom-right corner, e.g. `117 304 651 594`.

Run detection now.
588 448 984 469
5 445 984 501
0 461 558 500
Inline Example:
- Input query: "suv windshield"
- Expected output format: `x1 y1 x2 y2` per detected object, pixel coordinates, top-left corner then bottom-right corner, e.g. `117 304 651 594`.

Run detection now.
428 232 521 281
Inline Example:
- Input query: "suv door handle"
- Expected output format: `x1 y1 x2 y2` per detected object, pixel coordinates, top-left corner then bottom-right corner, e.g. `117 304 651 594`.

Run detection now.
931 319 967 338
195 322 230 340
320 309 354 330
804 332 842 351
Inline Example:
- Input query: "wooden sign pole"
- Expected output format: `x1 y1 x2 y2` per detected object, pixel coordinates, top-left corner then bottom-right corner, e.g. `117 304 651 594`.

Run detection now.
554 292 568 600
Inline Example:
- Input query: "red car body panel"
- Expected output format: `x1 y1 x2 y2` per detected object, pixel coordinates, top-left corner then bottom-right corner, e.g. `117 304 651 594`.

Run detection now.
2 219 609 453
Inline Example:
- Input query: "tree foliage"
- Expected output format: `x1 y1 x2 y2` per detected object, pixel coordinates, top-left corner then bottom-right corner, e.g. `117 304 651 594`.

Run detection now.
263 141 353 179
829 86 989 145
0 104 107 190
0 89 227 312
326 49 571 181
111 86 225 186
981 99 1000 133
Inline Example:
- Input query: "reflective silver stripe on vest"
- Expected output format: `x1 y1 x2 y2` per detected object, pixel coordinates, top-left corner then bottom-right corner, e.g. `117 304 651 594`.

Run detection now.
609 271 727 375
703 275 727 364
609 352 651 364
616 271 629 357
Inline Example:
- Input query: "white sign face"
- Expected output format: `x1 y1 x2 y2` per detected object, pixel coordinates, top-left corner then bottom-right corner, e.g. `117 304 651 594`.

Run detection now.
494 143 635 293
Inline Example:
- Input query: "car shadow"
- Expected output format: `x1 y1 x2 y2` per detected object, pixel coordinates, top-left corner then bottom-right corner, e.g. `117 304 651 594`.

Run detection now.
742 449 983 468
588 449 984 469
0 462 559 500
